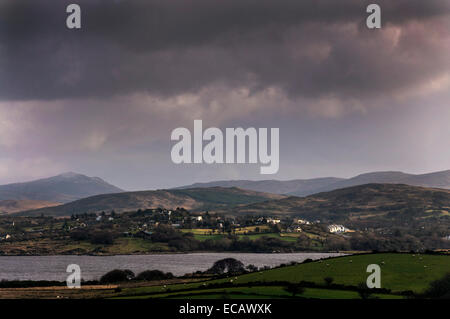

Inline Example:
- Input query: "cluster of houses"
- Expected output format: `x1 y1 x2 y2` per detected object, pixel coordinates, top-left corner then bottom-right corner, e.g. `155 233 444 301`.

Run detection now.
35 206 353 239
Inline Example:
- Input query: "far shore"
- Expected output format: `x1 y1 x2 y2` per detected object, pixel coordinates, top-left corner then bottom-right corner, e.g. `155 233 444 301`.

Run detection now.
0 250 359 257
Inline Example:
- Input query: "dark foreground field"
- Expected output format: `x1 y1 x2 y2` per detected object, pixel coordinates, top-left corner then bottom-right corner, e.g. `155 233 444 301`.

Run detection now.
1 253 448 299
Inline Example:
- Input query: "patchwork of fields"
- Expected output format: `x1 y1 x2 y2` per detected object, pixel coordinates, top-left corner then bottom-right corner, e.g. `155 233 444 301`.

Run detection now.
113 253 450 299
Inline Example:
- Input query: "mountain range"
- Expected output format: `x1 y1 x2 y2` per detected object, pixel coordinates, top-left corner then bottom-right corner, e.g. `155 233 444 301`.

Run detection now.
0 172 123 203
2 169 450 216
222 183 450 223
15 183 450 230
15 187 286 217
177 170 450 196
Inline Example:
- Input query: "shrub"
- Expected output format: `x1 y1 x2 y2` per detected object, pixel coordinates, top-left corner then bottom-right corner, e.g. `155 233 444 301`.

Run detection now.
324 276 334 286
100 269 135 283
284 283 305 297
424 273 450 299
136 270 174 281
90 231 114 245
246 264 258 272
207 258 245 274
357 282 372 299
69 230 89 241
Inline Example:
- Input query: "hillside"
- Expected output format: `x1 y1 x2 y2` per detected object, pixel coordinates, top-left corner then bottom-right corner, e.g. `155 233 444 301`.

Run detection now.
115 253 450 299
0 172 124 203
0 200 60 215
176 170 450 196
176 177 344 196
16 187 286 217
229 183 450 223
306 170 450 196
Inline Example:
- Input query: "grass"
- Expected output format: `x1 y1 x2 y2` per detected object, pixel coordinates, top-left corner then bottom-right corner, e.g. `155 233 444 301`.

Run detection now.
237 233 280 240
181 228 214 235
122 286 396 299
181 227 299 243
181 225 270 235
170 189 272 208
115 253 450 299
104 238 170 254
215 253 450 293
191 234 223 241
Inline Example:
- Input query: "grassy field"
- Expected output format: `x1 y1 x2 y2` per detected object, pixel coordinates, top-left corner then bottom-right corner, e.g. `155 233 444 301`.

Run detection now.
119 285 403 299
219 253 449 292
114 253 450 299
180 226 304 243
181 225 271 235
103 238 170 254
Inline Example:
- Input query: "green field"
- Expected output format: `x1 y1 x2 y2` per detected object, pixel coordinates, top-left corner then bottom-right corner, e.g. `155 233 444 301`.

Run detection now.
221 253 449 292
180 227 301 243
114 253 450 299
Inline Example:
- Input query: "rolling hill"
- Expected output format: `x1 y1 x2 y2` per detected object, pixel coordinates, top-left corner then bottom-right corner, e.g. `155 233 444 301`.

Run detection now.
16 187 287 217
118 253 450 298
307 170 450 196
0 200 61 215
0 172 124 203
226 183 450 223
176 170 450 196
176 177 344 196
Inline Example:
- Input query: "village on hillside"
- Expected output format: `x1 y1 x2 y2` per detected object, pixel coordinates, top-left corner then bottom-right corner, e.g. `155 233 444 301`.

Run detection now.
0 207 362 255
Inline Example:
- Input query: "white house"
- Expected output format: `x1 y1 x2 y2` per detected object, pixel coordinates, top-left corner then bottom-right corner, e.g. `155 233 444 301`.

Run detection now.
294 218 310 225
328 224 348 233
266 218 281 224
1 234 11 240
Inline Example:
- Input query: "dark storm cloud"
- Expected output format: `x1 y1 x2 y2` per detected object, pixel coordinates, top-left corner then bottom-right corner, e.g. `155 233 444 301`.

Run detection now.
0 0 449 101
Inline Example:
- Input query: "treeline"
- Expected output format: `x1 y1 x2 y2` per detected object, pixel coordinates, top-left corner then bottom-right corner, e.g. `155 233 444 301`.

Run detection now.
150 225 449 253
100 269 175 284
68 223 449 253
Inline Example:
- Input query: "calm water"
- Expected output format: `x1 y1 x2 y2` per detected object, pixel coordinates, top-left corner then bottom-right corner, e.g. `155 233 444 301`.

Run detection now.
0 253 344 281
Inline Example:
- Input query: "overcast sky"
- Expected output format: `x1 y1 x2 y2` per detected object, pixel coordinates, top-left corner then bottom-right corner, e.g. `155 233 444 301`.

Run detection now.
0 0 449 190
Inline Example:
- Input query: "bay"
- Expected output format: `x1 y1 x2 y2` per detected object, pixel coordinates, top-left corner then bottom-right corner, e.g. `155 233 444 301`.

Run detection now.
0 252 345 281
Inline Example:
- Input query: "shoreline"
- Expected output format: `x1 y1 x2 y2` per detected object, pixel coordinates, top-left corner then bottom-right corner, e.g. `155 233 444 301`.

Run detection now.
0 250 355 257
2 249 445 257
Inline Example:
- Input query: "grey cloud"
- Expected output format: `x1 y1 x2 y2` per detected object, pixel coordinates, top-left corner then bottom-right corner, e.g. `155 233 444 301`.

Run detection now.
0 0 449 101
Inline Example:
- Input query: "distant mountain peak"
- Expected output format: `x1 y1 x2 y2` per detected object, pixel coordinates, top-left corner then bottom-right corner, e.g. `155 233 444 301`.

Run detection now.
57 171 83 178
0 173 124 203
